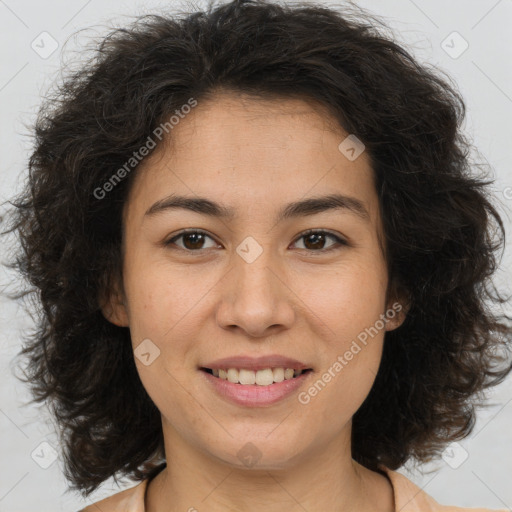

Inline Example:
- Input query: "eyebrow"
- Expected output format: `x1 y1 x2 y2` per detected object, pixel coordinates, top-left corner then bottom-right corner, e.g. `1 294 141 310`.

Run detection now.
144 193 370 223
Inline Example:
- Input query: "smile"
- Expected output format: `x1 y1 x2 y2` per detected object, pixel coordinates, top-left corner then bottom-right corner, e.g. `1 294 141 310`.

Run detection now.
200 367 314 407
201 367 312 385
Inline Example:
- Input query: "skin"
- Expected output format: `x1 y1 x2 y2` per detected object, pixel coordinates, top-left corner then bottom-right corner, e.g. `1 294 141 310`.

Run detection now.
103 90 408 511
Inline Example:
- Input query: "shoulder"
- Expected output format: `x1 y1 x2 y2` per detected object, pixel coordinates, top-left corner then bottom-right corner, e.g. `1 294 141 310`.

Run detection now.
379 465 507 512
76 465 506 512
77 479 148 512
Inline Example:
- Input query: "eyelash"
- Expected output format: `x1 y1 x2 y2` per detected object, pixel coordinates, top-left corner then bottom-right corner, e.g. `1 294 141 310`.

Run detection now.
164 229 348 254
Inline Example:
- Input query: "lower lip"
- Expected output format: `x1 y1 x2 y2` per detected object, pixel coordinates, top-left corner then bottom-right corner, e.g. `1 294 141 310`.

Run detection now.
200 370 312 407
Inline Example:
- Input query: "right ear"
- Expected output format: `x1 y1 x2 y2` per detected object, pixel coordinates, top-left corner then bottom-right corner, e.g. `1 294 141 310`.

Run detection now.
98 273 129 327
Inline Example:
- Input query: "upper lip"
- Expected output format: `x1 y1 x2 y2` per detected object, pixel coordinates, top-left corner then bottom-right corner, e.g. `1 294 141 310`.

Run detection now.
201 355 312 372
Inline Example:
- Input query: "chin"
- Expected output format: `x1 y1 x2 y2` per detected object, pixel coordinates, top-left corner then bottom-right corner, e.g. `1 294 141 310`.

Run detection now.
204 432 311 471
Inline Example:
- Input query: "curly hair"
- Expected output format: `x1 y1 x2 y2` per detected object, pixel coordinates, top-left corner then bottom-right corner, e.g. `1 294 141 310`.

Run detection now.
2 0 512 498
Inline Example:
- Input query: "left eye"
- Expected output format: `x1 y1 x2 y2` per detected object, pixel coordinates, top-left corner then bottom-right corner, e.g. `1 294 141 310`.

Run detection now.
164 229 347 253
293 229 347 252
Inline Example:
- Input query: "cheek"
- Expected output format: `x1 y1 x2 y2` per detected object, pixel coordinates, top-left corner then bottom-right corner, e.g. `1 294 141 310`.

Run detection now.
296 260 388 339
124 272 202 429
123 256 201 341
294 261 387 415
302 332 385 430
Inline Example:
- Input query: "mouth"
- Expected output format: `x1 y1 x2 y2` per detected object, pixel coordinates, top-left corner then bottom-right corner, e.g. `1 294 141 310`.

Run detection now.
199 355 314 406
200 367 313 385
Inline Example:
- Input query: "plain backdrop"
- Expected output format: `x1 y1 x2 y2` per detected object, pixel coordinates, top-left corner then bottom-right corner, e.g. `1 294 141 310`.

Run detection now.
0 0 511 510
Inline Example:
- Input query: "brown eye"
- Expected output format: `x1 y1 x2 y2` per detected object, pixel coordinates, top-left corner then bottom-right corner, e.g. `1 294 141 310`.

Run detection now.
165 230 218 251
292 230 347 252
164 229 347 254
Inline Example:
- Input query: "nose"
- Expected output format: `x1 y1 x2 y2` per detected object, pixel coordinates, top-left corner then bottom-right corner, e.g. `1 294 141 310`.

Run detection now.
215 247 296 339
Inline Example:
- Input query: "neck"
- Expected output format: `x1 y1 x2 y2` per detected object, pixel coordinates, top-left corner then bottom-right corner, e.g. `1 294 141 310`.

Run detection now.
145 423 394 512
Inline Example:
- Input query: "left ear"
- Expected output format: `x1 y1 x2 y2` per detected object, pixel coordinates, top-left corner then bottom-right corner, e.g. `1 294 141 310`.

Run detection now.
384 282 411 332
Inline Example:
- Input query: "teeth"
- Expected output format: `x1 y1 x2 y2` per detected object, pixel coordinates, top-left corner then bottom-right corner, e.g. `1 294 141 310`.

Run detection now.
211 367 307 385
284 368 294 380
239 369 255 385
227 368 239 383
273 367 284 382
255 368 274 386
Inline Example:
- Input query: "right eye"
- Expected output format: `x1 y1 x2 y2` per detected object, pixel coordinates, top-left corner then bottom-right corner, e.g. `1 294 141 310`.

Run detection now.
164 229 220 252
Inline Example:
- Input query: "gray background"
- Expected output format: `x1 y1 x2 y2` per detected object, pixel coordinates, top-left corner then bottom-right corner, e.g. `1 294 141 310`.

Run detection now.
1 0 511 510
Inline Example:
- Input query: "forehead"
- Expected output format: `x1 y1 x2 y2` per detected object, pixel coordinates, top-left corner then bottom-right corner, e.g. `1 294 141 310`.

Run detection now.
165 91 351 164
124 91 378 224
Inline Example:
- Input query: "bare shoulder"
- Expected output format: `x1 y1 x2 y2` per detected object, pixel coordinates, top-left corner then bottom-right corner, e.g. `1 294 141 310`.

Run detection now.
380 466 506 512
77 479 148 512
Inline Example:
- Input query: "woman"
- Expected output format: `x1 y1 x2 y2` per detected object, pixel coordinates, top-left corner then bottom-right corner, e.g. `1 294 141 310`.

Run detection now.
2 0 511 510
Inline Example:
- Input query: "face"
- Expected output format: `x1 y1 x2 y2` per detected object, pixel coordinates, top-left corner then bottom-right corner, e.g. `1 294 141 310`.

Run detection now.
103 91 406 470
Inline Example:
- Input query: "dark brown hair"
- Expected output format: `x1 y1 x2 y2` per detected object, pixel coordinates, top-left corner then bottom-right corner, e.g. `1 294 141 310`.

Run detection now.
2 0 511 497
